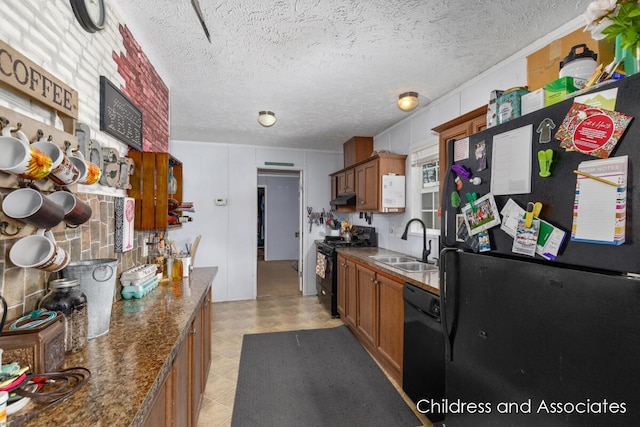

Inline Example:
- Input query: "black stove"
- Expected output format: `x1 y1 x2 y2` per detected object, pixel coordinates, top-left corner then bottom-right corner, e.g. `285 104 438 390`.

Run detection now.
316 226 377 317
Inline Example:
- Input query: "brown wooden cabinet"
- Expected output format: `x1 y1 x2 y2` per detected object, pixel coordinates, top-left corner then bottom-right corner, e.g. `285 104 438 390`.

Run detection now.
142 290 212 427
338 256 405 384
128 151 183 230
354 153 407 212
432 105 487 202
375 274 404 378
142 375 170 427
335 168 355 195
172 335 190 426
190 306 204 425
343 136 373 168
337 255 357 328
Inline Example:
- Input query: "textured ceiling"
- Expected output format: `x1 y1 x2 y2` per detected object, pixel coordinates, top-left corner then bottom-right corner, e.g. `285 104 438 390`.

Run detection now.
112 0 590 152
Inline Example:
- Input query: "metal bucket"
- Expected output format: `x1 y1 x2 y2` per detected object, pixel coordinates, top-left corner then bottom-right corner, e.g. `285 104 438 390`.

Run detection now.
62 259 117 339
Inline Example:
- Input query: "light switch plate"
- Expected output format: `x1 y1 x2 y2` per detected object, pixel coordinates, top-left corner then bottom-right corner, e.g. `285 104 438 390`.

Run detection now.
215 198 227 206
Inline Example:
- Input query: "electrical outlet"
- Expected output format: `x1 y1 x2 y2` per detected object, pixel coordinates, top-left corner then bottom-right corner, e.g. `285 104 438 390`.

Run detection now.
389 225 395 236
142 238 148 257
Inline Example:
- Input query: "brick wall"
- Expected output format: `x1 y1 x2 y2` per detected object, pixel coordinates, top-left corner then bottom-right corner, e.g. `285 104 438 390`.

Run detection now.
113 25 170 153
0 0 167 319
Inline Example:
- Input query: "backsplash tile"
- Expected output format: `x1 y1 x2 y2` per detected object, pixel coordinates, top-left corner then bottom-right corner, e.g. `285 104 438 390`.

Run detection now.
0 193 154 323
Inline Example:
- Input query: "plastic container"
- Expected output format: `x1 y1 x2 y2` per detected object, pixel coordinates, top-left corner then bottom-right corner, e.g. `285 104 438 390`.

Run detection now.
62 259 117 339
497 87 529 124
39 278 88 352
559 44 598 87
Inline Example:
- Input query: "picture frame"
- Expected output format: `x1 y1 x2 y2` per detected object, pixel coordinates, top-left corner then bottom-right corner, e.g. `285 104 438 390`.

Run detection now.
461 192 501 236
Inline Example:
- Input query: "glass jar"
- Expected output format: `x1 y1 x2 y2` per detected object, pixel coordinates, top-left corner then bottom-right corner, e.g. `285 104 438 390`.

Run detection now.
39 278 88 352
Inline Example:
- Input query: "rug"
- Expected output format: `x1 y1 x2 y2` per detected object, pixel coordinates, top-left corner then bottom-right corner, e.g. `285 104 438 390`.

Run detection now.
231 326 421 427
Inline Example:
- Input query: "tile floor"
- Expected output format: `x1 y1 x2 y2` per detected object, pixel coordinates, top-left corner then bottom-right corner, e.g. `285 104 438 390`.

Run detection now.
197 294 431 427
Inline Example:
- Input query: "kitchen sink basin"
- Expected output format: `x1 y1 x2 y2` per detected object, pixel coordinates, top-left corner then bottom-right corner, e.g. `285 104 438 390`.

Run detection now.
391 262 438 272
369 255 438 273
369 255 416 264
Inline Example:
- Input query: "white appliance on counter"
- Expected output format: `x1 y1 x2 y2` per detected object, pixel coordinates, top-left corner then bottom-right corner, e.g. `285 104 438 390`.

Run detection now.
381 174 405 212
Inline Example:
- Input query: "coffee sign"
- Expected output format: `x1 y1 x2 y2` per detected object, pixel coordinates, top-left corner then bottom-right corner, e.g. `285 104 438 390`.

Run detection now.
0 40 78 119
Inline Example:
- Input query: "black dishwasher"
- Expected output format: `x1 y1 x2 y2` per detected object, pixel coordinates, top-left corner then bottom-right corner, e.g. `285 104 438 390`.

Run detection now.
403 282 445 423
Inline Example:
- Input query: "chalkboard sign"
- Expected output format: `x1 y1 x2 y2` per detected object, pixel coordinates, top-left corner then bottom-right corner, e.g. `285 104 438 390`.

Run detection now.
99 76 143 151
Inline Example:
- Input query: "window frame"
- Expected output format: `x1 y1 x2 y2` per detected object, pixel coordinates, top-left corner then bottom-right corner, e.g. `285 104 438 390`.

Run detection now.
410 142 441 236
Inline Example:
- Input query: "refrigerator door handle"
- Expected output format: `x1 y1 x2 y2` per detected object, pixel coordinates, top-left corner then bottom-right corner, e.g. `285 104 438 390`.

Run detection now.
440 247 457 361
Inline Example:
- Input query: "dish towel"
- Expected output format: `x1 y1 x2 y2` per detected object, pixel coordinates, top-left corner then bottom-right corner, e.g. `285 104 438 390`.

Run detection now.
316 252 326 279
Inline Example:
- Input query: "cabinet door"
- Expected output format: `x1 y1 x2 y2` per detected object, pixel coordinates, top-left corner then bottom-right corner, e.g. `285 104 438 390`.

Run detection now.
345 258 357 327
202 291 212 392
344 168 355 193
172 337 189 427
337 255 347 318
355 264 376 348
330 174 338 201
142 374 169 427
190 309 204 425
355 160 378 211
338 257 357 327
375 274 404 382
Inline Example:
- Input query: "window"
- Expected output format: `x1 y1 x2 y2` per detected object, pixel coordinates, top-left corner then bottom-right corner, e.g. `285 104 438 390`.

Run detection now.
410 144 440 233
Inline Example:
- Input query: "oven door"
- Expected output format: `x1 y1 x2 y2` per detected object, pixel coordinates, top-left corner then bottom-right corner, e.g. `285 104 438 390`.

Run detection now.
316 245 337 317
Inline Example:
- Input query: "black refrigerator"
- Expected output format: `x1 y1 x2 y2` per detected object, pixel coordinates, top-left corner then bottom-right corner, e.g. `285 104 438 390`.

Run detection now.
438 73 640 427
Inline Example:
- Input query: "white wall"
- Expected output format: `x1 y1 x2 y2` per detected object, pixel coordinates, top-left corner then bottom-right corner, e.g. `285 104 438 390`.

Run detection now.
347 16 587 264
260 175 300 261
169 141 341 302
0 0 133 173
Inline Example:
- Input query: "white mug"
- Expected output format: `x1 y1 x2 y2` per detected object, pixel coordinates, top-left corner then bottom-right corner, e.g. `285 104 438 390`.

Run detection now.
67 150 101 185
9 229 70 272
32 137 80 185
0 127 52 180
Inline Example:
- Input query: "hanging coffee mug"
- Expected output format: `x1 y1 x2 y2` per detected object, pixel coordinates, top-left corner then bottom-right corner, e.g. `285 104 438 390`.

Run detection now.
9 229 70 272
68 150 101 185
32 137 80 185
47 191 92 226
0 127 52 180
2 187 65 229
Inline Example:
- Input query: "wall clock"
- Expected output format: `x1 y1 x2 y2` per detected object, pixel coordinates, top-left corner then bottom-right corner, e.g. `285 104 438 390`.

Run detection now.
70 0 106 33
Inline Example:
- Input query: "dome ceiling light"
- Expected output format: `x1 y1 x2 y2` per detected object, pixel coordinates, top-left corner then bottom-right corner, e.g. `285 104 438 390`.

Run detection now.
258 111 276 127
397 92 419 112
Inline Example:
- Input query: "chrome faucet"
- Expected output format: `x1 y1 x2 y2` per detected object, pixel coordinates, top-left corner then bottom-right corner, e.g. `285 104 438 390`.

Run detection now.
401 218 432 263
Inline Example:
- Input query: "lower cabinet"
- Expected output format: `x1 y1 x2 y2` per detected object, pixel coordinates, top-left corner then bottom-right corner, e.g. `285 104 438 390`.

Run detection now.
143 289 213 426
142 374 170 427
337 255 357 328
337 256 404 384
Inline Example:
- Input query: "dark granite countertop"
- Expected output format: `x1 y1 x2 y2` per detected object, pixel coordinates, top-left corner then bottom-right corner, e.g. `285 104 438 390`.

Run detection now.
336 247 439 295
17 267 218 427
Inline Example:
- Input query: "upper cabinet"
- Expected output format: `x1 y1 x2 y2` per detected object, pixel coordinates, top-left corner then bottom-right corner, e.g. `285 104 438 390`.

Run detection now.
330 153 407 213
343 137 374 168
432 105 487 200
128 152 183 230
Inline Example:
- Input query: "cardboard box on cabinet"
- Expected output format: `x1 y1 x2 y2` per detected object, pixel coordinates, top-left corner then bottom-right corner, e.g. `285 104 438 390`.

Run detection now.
526 28 615 91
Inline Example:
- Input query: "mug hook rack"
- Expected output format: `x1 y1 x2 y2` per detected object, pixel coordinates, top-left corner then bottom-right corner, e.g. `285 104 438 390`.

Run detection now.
0 221 21 236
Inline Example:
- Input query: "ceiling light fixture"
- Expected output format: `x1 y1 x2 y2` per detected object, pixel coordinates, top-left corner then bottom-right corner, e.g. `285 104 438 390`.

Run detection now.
397 92 419 112
258 111 276 127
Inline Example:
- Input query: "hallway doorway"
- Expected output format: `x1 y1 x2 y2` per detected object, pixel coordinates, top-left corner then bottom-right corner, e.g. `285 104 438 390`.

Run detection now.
256 169 302 298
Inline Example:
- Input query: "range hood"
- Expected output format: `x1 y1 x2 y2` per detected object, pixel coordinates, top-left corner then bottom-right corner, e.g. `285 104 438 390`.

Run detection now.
330 194 356 206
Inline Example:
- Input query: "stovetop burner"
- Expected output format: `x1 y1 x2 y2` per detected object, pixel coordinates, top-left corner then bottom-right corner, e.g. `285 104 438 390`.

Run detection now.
318 225 377 252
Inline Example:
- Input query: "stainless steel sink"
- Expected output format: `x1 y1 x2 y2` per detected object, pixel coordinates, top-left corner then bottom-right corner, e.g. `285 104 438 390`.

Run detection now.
369 255 438 273
369 255 416 264
391 262 438 272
